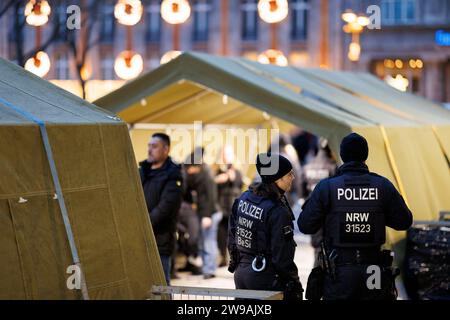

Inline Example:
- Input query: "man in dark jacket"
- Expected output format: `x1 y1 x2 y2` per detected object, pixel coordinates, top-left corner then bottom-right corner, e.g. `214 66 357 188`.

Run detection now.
139 133 182 285
298 132 413 300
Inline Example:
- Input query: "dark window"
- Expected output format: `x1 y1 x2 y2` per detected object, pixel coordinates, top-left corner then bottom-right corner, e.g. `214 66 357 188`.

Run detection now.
192 0 211 42
394 0 402 20
8 4 25 43
100 2 115 42
101 54 115 80
406 0 415 20
241 0 258 41
381 0 417 25
290 0 309 41
54 52 70 79
145 1 161 43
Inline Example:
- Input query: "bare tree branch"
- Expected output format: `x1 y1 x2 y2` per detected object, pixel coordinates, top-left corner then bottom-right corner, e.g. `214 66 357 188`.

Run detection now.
13 1 25 66
66 0 101 99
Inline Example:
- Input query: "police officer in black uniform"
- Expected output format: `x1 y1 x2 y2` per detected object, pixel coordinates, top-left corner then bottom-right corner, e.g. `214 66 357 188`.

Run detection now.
298 133 413 300
228 153 303 300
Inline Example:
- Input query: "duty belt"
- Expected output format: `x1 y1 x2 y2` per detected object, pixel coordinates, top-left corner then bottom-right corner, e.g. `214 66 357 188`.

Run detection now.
333 248 382 266
238 253 272 272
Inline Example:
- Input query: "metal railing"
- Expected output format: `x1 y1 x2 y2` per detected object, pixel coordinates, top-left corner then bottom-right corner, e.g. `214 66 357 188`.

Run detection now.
149 285 283 300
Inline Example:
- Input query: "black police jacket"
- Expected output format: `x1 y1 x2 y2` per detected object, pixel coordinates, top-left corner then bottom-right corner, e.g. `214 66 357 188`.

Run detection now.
228 190 300 285
139 157 183 256
298 161 413 248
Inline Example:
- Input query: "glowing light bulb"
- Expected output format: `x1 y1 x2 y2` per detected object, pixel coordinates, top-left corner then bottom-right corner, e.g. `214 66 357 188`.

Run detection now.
161 0 191 24
385 74 409 92
25 51 51 77
384 59 395 69
341 9 357 23
257 49 288 66
222 94 228 105
348 42 361 61
257 0 288 23
24 0 51 27
395 59 403 69
114 0 143 26
416 59 423 69
114 50 143 80
356 15 370 27
160 50 182 64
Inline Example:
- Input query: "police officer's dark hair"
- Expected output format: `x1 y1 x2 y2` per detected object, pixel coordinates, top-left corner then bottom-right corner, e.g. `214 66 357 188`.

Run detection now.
249 181 283 201
152 133 170 147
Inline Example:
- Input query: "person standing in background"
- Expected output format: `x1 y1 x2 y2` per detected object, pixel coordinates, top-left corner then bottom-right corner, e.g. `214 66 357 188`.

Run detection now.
301 139 337 267
139 133 182 285
214 146 243 267
271 134 304 207
184 148 223 279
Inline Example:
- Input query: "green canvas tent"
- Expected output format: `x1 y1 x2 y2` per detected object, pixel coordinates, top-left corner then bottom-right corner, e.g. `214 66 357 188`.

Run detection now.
94 52 450 248
0 58 165 299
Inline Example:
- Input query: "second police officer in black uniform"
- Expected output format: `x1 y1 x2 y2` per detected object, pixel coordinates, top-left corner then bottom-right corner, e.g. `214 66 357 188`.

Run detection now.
228 153 303 300
298 133 413 300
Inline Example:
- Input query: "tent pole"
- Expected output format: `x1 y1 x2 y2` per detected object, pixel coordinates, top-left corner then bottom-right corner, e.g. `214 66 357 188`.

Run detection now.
38 126 90 300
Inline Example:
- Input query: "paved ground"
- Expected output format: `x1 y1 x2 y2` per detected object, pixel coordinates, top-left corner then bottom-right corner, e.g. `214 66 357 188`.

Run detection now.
170 234 314 299
169 204 409 300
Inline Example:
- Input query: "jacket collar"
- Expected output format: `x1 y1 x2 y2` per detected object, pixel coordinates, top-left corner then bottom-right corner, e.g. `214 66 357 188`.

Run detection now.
337 161 369 175
141 157 172 173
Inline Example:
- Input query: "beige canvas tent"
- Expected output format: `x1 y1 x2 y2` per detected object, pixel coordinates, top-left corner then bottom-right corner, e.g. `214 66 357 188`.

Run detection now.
94 52 450 249
0 58 165 299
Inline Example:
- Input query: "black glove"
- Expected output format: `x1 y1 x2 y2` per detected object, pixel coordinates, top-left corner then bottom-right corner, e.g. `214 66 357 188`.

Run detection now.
284 280 304 301
228 250 239 273
305 266 324 301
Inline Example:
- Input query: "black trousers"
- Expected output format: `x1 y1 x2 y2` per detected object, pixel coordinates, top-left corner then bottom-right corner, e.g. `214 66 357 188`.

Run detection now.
177 202 200 257
323 264 396 300
217 215 229 261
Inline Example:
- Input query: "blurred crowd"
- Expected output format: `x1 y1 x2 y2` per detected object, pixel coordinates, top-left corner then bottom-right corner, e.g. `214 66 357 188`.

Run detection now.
139 129 338 284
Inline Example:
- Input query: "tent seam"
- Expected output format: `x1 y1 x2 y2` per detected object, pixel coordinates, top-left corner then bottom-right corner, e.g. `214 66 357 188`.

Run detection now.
97 124 133 298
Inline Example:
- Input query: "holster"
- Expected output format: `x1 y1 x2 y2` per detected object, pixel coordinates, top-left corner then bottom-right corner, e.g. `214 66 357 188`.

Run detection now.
320 242 337 280
380 250 400 300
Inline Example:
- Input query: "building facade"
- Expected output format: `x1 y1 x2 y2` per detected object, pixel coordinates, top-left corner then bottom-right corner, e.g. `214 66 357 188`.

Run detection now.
338 0 450 103
0 0 449 103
